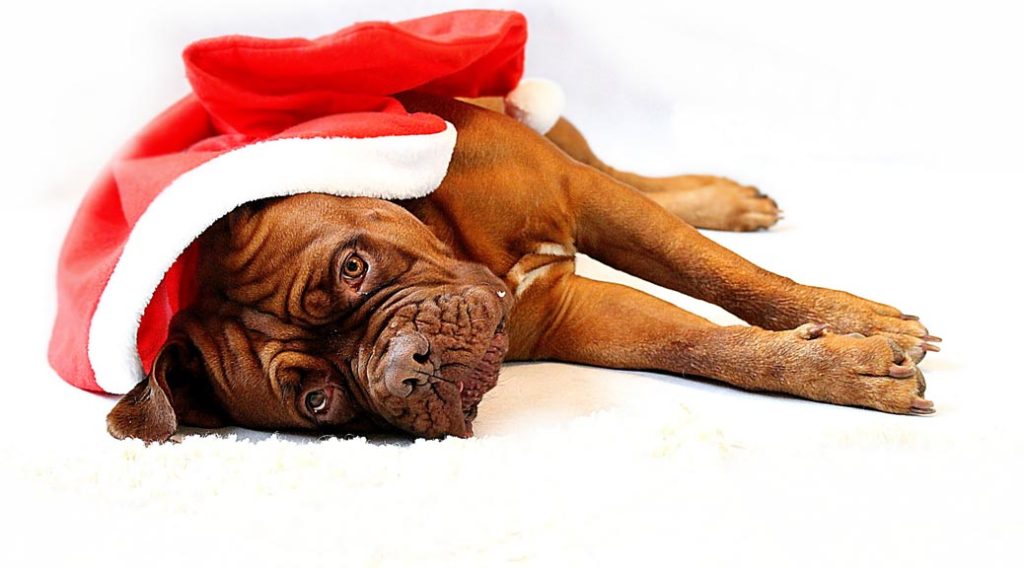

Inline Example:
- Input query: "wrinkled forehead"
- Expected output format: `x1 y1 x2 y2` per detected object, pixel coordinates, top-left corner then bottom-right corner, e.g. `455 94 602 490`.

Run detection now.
203 195 429 284
219 195 437 261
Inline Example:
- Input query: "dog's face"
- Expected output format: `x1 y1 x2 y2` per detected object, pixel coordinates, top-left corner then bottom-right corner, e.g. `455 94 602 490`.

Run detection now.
108 194 512 441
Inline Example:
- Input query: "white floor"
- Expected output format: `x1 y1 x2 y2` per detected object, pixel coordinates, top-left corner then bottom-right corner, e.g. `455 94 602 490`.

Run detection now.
2 1 1022 566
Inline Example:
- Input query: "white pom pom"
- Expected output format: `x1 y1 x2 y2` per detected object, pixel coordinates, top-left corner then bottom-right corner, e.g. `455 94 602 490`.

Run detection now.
504 78 566 134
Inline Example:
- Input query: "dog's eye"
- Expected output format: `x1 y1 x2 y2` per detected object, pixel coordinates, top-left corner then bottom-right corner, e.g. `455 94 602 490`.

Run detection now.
341 254 367 280
305 390 328 414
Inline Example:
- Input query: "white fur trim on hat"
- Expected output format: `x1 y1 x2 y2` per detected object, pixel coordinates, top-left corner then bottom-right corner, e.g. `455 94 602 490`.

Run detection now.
88 123 458 394
504 78 566 134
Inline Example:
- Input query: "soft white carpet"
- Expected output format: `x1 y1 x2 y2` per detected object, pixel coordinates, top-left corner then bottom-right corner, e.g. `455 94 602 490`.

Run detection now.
3 1 1023 566
5 394 1021 566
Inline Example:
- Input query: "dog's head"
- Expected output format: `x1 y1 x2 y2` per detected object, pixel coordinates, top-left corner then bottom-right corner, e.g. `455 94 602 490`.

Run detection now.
107 194 511 442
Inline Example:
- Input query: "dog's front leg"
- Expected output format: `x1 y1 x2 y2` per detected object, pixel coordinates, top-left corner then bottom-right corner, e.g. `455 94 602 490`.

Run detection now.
566 167 939 361
515 273 931 415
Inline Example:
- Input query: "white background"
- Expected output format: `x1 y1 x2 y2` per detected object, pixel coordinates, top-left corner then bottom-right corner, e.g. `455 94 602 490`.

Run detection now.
1 1 1022 565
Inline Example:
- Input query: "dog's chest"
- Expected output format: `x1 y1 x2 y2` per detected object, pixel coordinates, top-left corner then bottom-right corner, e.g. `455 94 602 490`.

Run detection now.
505 242 575 298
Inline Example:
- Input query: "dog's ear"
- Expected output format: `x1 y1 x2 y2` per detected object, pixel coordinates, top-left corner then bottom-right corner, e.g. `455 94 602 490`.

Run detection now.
106 334 227 443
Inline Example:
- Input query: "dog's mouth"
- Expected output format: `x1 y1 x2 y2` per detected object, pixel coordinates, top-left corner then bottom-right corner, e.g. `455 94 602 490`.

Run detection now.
453 328 508 431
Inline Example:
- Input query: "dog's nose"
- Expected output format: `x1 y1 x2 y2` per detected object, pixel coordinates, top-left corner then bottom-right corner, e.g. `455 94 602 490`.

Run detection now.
382 333 432 398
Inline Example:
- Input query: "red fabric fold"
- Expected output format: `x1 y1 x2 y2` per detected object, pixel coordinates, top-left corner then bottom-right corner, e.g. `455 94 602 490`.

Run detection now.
184 9 526 136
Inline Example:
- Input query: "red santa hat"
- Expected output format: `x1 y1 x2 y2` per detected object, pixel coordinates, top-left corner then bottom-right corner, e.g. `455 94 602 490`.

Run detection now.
48 10 565 395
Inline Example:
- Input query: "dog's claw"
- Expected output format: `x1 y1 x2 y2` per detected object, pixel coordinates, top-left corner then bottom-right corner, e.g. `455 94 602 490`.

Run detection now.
922 335 943 343
900 314 920 321
910 398 935 415
797 323 830 339
922 343 941 353
889 364 917 379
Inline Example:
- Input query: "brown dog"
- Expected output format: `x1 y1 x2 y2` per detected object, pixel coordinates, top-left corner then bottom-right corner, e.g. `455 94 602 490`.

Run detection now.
107 92 939 442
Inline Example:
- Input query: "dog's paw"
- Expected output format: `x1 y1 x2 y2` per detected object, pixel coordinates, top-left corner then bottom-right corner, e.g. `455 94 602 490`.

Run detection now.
649 176 781 232
787 325 932 415
794 289 940 363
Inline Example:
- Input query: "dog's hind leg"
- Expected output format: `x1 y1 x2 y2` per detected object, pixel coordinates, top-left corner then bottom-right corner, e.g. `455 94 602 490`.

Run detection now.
456 95 778 231
513 273 931 415
545 118 781 232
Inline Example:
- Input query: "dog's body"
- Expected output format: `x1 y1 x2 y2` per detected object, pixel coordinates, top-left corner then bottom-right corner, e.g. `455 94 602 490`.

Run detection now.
108 92 938 442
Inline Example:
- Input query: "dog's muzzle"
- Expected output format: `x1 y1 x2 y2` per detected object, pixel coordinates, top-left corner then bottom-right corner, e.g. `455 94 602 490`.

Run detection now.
364 285 510 437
